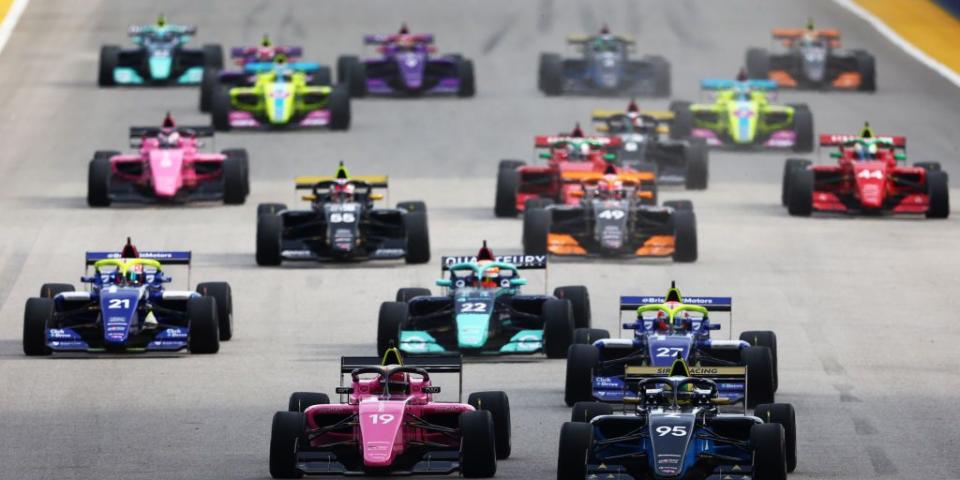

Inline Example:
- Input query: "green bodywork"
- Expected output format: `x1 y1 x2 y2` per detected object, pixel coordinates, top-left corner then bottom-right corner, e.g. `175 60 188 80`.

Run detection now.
228 68 333 125
690 85 797 145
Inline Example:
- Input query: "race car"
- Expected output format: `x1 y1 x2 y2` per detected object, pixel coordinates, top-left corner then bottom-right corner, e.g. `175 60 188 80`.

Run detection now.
783 124 950 218
377 242 589 358
98 14 222 86
746 20 876 91
564 282 778 408
522 171 697 262
494 125 656 217
557 357 798 480
538 25 670 97
22 238 233 356
336 24 475 97
592 100 709 189
256 162 430 265
269 350 510 478
87 113 249 206
669 72 814 152
200 34 315 112
210 56 349 131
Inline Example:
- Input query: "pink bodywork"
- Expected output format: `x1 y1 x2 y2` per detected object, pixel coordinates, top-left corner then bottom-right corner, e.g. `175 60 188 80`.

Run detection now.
303 370 474 469
110 136 226 199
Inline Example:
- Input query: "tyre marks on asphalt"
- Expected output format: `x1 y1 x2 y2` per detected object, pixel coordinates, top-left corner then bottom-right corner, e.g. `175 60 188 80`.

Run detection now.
481 17 517 55
536 0 553 34
0 246 27 313
866 446 900 476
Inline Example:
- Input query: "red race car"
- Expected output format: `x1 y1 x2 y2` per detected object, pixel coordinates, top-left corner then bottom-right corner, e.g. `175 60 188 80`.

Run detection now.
494 125 655 217
782 124 949 218
269 352 510 478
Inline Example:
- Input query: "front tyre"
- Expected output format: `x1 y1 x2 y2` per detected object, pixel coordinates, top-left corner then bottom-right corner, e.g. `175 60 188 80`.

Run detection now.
543 298 574 359
460 410 497 478
269 411 305 479
187 296 220 354
256 214 284 266
468 391 511 459
565 343 598 406
327 85 351 131
23 298 53 356
403 211 430 264
377 302 408 356
197 282 233 341
557 422 591 480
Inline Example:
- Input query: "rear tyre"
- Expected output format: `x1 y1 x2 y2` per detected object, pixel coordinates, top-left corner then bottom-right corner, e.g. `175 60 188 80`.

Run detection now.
336 55 367 97
188 296 220 354
553 286 591 329
287 392 330 413
397 200 427 214
39 283 74 298
327 85 351 131
746 48 771 79
557 422 591 480
740 330 778 391
787 168 814 216
751 423 787 480
754 403 797 472
684 139 709 189
854 50 876 92
524 197 554 210
377 302 408 356
543 299 574 359
570 401 612 423
202 44 224 69
197 282 233 341
538 53 564 95
460 410 497 478
308 66 332 86
781 159 812 206
565 344 599 406
468 391 511 459
671 210 698 263
914 161 941 172
396 287 431 303
791 105 814 153
457 59 476 97
211 87 232 131
650 56 671 97
572 328 609 345
742 346 775 407
522 208 551 256
87 154 114 207
269 411 305 479
494 163 521 217
98 45 120 87
664 200 693 212
669 101 693 139
199 67 219 112
256 213 284 266
223 148 250 196
23 297 53 356
222 155 247 205
404 211 431 264
925 170 950 219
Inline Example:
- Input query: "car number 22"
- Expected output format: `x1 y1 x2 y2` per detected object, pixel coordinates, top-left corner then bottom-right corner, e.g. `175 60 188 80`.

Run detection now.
460 302 488 313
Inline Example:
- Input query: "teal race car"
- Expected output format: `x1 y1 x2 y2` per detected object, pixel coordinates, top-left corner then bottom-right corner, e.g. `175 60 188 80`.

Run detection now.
99 15 222 87
668 74 814 152
377 242 590 358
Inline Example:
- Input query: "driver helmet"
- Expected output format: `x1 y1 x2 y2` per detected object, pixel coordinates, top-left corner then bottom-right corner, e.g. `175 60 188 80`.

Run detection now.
853 142 877 160
158 130 180 148
126 264 145 286
566 142 591 160
736 68 748 82
155 14 167 28
655 310 671 332
596 175 625 200
331 179 355 202
480 266 499 289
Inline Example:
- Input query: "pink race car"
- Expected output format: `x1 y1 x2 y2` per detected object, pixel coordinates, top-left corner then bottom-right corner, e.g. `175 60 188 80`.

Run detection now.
270 353 510 478
87 113 249 206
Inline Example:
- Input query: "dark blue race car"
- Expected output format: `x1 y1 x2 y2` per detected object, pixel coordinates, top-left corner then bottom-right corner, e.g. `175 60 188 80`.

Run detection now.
564 283 778 408
22 239 232 355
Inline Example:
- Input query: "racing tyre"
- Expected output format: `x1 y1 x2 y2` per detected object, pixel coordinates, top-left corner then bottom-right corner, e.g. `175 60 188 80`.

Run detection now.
308 66 332 86
650 55 671 96
397 200 427 214
269 411 305 479
781 159 812 206
573 328 609 345
222 154 247 205
755 403 797 472
23 297 53 356
740 330 778 391
256 213 284 266
98 45 120 86
742 346 775 407
751 423 787 480
197 282 233 341
787 168 814 216
914 161 941 172
87 154 114 207
854 50 876 92
211 87 232 131
202 44 224 69
791 105 814 153
554 286 591 329
39 283 74 298
669 101 693 139
522 208 551 256
565 344 599 406
499 159 525 171
925 170 950 219
327 85 351 131
287 392 330 413
199 67 219 112
258 203 287 218
538 53 564 96
377 302 408 356
494 164 521 217
543 299 574 359
457 59 476 97
746 48 771 79
557 422 591 480
187 296 220 354
468 391 511 459
460 410 497 478
396 287 431 303
223 148 250 195
571 401 612 423
664 200 693 212
684 139 709 189
404 211 431 264
671 210 698 263
524 197 554 210
336 55 367 97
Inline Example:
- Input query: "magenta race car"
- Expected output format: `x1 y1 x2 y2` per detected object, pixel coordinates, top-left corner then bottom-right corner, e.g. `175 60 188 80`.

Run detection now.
269 352 509 478
87 114 249 206
336 24 475 98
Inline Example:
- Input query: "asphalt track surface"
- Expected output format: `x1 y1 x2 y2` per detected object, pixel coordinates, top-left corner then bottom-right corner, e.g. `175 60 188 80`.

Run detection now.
0 1 959 479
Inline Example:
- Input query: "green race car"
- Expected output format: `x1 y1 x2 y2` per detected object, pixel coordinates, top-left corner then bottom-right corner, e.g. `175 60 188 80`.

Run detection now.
669 76 813 152
210 59 349 131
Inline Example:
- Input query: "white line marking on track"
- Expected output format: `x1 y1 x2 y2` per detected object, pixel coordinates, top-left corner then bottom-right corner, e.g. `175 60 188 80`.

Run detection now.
0 0 30 56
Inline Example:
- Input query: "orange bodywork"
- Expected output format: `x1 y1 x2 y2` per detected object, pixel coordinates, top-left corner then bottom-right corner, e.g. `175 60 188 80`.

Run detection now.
832 72 861 88
547 234 587 255
771 28 841 48
768 70 797 87
634 235 675 257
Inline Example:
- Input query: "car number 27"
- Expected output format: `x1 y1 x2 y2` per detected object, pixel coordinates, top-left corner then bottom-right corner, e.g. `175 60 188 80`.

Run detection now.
655 347 685 357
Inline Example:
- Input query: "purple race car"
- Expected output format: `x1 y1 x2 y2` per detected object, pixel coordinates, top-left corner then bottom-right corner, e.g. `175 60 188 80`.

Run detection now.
336 25 475 98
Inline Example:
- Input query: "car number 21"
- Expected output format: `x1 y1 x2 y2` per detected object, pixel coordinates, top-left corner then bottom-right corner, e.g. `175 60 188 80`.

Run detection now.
107 298 131 309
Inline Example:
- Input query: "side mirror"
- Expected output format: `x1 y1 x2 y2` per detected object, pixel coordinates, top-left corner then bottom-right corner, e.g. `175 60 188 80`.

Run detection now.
830 152 842 159
435 279 453 287
623 396 641 405
538 151 552 159
335 387 354 395
509 278 528 287
622 322 640 330
603 153 617 161
422 386 441 394
301 195 317 201
894 153 906 161
708 323 721 330
710 397 731 406
369 193 384 201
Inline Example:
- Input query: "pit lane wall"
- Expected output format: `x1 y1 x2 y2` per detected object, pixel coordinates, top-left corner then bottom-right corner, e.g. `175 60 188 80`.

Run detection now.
853 0 960 75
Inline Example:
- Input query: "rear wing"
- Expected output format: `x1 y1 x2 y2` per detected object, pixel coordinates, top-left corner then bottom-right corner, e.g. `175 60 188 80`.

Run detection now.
129 126 215 138
771 28 840 40
819 134 906 149
339 355 462 374
624 365 748 409
566 34 634 45
364 33 434 45
85 251 192 266
440 255 547 270
619 296 732 312
700 79 778 91
294 175 389 190
561 170 655 184
534 135 619 148
244 61 320 74
230 46 303 58
590 109 674 122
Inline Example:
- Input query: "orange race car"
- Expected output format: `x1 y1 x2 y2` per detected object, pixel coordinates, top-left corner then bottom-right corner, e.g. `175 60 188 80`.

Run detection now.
745 21 876 91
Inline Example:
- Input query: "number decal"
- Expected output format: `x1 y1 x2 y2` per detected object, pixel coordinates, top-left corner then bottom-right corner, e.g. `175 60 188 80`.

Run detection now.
107 298 131 309
857 170 883 179
329 213 357 223
369 414 395 425
655 347 685 358
461 302 488 313
597 209 626 220
655 425 688 436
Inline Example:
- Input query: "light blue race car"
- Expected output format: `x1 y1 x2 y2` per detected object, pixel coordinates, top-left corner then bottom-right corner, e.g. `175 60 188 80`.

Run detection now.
98 15 223 86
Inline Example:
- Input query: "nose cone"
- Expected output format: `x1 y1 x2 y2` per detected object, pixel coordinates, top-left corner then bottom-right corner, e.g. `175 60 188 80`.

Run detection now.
853 162 888 208
398 54 425 89
148 150 184 198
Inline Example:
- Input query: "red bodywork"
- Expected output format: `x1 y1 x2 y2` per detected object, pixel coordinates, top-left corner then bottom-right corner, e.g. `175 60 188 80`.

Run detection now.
109 135 227 199
808 134 930 214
